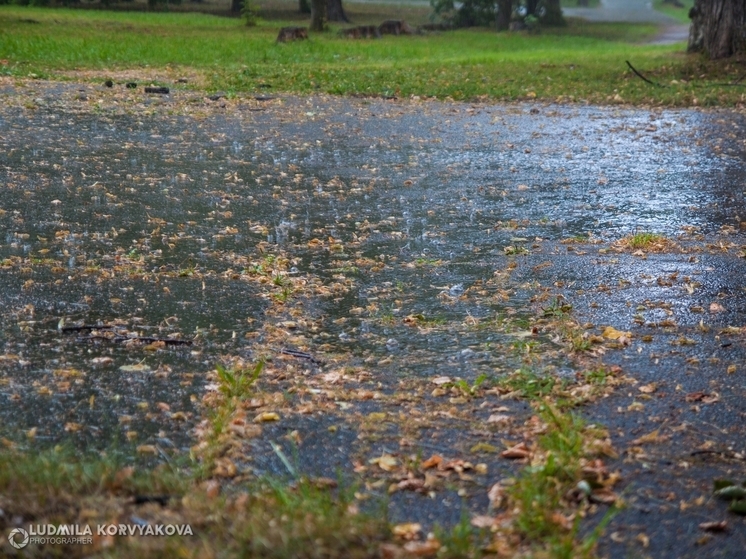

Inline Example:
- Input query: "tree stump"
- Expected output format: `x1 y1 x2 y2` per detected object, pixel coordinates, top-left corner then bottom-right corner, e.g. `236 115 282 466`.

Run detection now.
339 26 381 39
378 20 416 36
276 27 309 42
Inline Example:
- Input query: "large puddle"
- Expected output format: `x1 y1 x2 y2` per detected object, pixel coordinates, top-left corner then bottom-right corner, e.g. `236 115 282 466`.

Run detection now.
1 87 744 460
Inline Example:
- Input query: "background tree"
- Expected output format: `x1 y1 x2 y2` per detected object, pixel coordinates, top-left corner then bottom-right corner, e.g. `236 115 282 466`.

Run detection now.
541 0 565 25
497 0 512 30
327 0 349 22
688 0 746 58
310 0 326 31
432 0 563 29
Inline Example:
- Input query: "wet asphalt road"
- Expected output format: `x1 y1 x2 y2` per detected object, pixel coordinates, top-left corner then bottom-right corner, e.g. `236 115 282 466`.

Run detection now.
0 80 744 557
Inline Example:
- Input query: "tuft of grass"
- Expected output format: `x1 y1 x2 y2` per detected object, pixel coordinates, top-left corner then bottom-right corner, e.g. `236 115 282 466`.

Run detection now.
615 231 675 253
628 231 665 249
215 359 264 399
502 402 617 558
499 367 558 399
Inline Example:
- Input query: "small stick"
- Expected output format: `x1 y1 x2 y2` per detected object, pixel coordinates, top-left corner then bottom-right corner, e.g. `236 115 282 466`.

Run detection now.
626 60 662 87
279 348 323 365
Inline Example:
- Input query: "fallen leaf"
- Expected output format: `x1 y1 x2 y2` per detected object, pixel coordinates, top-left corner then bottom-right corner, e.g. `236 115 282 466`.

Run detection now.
638 383 658 394
471 515 495 528
487 482 505 508
501 442 530 459
392 522 421 540
709 302 726 313
421 455 442 469
699 521 727 533
370 454 399 472
253 412 280 423
402 539 441 556
603 326 632 340
631 429 669 445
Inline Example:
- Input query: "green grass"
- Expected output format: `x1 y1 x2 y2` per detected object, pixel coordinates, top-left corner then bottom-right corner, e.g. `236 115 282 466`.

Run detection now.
1 5 743 106
653 0 694 23
627 231 666 249
507 403 614 558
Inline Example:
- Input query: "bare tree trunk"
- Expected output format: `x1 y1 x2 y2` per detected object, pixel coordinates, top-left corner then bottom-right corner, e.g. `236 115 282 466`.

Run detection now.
525 0 539 16
497 0 512 30
327 0 349 22
310 0 326 31
299 0 311 14
688 0 746 59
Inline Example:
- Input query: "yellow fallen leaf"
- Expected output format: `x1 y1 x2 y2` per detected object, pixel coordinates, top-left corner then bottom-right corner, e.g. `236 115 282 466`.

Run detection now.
392 522 421 540
603 326 632 340
631 429 669 445
253 412 280 423
370 454 399 472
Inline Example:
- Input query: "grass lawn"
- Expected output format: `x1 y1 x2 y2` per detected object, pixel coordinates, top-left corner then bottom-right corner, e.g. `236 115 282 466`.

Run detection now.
1 4 744 106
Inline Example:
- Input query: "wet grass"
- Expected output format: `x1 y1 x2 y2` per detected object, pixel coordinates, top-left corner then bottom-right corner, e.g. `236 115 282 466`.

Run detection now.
1 4 744 106
0 446 391 558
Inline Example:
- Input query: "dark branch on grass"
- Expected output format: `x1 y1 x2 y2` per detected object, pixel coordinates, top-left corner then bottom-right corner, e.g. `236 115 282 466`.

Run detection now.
77 335 193 346
625 60 663 87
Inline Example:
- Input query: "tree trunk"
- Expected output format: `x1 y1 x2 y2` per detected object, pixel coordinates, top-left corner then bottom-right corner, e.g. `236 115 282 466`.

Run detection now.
299 0 311 14
497 0 512 30
541 0 565 25
525 0 539 16
231 0 241 13
310 0 326 31
327 0 349 22
688 0 746 59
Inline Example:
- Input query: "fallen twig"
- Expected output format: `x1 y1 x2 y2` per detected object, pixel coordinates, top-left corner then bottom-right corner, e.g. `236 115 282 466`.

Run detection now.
626 60 663 87
279 348 323 365
76 335 192 346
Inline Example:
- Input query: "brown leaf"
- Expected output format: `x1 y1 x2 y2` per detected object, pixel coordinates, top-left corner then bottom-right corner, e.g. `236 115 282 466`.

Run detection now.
501 442 530 459
471 515 495 528
487 482 506 508
631 429 669 445
421 455 443 469
699 521 727 533
590 487 618 504
402 539 441 556
392 522 421 540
